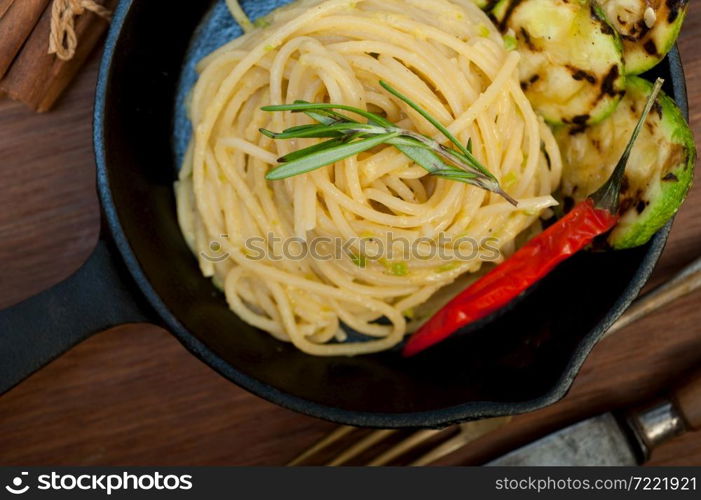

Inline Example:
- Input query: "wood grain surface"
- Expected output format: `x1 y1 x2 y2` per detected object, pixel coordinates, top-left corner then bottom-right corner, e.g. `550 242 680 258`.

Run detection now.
1 5 700 467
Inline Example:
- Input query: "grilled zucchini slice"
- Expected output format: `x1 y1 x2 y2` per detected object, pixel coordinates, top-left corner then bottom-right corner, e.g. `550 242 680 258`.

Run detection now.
596 0 688 75
491 0 625 126
555 76 695 249
469 0 490 8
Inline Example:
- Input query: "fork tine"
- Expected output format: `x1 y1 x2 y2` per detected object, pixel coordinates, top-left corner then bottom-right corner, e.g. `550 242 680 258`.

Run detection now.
366 429 443 466
287 425 355 466
410 417 512 466
327 429 398 466
410 433 468 466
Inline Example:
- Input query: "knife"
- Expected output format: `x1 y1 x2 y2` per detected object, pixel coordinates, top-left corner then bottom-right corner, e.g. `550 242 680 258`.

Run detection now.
488 369 701 466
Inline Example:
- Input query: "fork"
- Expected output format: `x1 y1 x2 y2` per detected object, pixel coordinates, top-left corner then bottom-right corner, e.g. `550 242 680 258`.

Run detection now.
288 255 701 466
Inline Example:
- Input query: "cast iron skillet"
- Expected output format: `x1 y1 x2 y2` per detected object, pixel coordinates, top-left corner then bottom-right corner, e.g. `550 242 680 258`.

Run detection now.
0 0 689 428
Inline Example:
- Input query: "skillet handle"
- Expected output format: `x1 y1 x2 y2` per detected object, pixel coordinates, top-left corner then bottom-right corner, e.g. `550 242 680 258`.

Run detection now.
0 237 155 395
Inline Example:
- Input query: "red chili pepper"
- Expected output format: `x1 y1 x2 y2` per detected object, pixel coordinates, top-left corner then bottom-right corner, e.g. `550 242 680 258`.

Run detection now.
403 200 618 357
402 79 664 358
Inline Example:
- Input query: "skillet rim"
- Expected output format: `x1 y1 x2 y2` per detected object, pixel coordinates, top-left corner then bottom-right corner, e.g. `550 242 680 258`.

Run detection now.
93 0 680 428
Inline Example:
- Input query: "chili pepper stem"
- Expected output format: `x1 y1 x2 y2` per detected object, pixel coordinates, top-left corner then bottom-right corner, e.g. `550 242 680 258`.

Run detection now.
590 78 665 213
402 78 666 358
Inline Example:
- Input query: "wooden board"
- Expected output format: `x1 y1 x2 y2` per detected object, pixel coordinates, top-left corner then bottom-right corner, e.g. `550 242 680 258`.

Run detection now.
1 6 700 466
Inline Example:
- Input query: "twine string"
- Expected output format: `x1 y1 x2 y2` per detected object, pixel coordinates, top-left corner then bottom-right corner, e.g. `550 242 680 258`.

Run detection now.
48 0 112 61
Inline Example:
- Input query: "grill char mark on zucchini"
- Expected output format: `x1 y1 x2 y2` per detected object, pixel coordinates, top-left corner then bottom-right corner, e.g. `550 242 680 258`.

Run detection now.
568 66 598 84
590 2 615 35
520 73 541 91
663 172 678 182
667 0 684 23
596 0 689 75
491 0 625 125
644 40 659 56
601 64 624 97
519 26 536 50
496 0 524 29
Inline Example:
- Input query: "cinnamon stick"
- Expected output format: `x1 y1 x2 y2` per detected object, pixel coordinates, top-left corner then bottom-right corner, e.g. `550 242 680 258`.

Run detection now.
0 0 51 79
0 0 116 112
0 0 16 18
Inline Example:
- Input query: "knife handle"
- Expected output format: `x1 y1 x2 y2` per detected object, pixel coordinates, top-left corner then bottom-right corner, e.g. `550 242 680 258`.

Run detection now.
673 369 701 431
625 369 701 460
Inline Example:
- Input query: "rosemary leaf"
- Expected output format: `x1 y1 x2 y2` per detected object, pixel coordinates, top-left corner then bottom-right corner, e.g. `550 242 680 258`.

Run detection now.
266 132 400 180
304 110 342 126
297 104 358 127
277 138 347 163
261 122 385 140
434 170 479 180
395 131 493 183
379 81 467 154
259 128 278 139
281 124 330 135
397 145 455 175
379 80 493 178
262 102 392 128
260 124 340 140
385 137 458 175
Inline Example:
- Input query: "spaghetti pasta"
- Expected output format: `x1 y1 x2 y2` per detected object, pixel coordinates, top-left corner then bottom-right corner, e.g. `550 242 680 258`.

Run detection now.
176 0 562 356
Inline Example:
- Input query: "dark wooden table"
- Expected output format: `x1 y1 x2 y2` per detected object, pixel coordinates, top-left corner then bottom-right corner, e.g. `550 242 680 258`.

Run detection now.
1 7 701 467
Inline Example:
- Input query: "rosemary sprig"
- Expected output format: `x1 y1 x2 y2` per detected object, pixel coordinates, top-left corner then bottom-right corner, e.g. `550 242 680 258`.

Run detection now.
259 81 517 206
